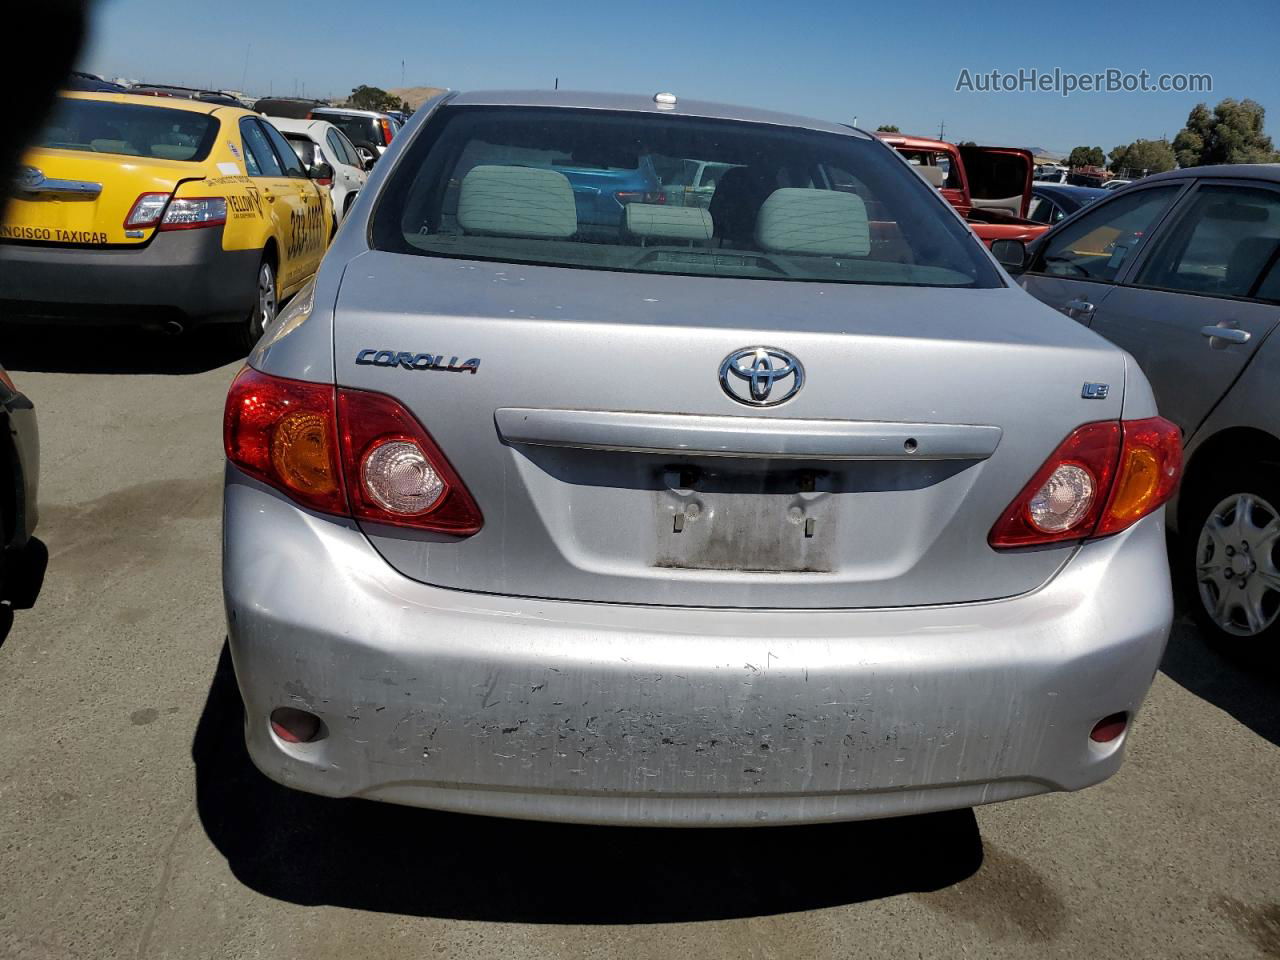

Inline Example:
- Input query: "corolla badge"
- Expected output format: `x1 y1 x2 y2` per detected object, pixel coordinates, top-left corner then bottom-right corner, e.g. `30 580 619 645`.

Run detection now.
356 349 480 373
719 347 804 406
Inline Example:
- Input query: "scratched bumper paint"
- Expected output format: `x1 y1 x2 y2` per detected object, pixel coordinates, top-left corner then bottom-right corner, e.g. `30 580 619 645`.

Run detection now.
224 468 1172 826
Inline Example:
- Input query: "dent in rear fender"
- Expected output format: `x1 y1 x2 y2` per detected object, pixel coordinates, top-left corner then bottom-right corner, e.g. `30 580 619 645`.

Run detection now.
250 253 353 381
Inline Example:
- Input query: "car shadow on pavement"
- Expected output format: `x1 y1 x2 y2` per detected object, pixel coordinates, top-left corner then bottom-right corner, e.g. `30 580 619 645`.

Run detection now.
0 326 244 375
194 644 984 923
1160 613 1280 749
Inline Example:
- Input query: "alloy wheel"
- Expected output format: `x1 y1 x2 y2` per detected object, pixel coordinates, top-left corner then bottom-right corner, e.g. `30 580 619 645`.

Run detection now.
1196 491 1280 638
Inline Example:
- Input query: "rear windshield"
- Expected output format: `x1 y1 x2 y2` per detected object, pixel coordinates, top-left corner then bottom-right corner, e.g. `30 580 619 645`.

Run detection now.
371 106 1000 288
320 113 379 147
38 98 219 162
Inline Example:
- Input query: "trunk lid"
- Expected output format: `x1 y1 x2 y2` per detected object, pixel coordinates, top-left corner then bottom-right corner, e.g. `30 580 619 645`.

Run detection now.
333 253 1126 609
1 149 196 246
959 146 1034 219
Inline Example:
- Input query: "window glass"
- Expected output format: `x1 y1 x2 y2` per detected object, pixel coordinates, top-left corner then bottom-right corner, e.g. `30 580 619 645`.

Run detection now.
1031 185 1180 282
1027 196 1057 224
321 113 379 148
239 118 282 177
263 122 306 177
371 106 1002 288
896 150 962 189
1134 185 1280 299
326 130 351 166
285 134 316 168
38 98 218 161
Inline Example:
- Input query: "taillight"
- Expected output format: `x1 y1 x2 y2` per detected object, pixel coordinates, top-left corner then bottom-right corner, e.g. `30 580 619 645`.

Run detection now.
989 417 1180 549
379 117 393 146
159 197 227 230
224 368 346 515
337 388 483 534
314 177 333 187
224 368 482 536
615 191 666 206
124 192 171 229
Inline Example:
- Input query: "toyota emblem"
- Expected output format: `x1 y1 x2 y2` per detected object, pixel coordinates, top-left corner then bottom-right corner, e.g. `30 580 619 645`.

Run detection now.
719 347 804 406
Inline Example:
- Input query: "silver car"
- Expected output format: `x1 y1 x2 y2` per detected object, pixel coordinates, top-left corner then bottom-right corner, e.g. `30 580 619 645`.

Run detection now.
222 91 1180 826
1013 165 1280 648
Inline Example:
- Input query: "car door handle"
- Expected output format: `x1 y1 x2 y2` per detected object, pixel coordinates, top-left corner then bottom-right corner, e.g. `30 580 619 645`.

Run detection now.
1065 298 1095 315
1200 323 1251 345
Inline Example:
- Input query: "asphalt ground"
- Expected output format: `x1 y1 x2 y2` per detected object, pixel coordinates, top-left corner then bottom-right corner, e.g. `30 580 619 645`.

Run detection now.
0 328 1276 959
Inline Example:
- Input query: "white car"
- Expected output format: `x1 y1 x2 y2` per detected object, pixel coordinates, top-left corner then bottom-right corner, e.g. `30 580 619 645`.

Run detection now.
1103 178 1133 190
267 117 368 221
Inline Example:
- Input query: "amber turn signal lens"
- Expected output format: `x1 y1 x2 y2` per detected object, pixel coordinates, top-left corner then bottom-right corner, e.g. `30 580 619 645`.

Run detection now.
271 410 338 497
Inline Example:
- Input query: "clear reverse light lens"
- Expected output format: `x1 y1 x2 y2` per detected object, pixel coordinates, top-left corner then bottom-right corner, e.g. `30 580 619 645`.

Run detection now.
125 192 170 227
161 197 226 225
362 440 444 515
1028 463 1095 533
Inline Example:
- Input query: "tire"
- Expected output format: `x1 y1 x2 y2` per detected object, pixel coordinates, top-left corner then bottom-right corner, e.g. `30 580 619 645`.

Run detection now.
1180 464 1280 653
234 257 277 354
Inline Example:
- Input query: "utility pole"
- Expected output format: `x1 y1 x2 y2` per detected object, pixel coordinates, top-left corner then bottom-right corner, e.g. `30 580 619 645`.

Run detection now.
554 77 559 90
401 60 405 86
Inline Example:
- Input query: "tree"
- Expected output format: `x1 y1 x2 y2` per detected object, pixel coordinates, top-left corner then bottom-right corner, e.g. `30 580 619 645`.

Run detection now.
1108 139 1176 176
1173 98 1280 168
876 124 900 133
1067 145 1105 168
347 85 405 113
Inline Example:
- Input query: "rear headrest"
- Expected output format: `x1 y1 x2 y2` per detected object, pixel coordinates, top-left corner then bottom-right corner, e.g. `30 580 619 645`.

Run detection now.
915 165 945 188
625 203 713 242
755 188 871 257
90 139 139 156
457 165 576 239
150 144 194 161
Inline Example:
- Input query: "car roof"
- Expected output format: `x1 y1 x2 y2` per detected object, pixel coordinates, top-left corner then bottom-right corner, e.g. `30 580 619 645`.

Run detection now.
59 90 244 117
1141 163 1280 185
872 133 952 151
265 116 329 136
1033 183 1109 199
446 90 870 138
312 106 389 119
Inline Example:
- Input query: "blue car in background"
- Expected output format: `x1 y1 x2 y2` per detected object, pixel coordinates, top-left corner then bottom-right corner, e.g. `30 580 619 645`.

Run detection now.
552 154 664 232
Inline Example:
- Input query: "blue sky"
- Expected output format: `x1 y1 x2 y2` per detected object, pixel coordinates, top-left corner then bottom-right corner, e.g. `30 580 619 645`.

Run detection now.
84 0 1280 154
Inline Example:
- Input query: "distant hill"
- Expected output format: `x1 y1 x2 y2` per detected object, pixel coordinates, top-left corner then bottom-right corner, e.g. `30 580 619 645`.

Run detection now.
389 86 447 110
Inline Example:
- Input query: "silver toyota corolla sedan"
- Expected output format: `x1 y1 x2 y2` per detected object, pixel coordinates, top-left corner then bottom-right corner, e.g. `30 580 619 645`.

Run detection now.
222 90 1181 826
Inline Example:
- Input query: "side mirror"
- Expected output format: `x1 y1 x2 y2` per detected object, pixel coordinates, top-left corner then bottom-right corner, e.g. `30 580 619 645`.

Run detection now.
991 238 1028 273
309 161 334 182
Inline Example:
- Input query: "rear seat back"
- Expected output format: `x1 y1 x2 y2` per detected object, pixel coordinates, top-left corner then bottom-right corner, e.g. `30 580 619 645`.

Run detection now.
625 204 714 243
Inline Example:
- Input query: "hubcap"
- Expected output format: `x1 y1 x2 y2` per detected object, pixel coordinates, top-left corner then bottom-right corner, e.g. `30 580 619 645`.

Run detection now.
1196 492 1280 637
258 264 276 323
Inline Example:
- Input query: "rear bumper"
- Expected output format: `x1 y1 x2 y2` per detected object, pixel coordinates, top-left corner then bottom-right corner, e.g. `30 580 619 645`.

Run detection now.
224 467 1173 826
0 229 259 328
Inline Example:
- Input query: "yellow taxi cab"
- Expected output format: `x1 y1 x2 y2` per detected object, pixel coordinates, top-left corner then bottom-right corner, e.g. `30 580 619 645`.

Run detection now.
0 91 335 349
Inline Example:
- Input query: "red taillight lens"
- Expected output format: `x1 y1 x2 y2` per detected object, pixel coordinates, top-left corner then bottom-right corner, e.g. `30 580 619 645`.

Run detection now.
615 191 666 205
224 368 347 515
380 117 393 146
989 417 1181 549
224 369 483 536
1096 417 1182 536
337 388 483 535
124 192 171 229
314 178 333 187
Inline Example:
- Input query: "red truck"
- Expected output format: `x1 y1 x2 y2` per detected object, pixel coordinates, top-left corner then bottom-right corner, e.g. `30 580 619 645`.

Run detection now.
874 134 1048 247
